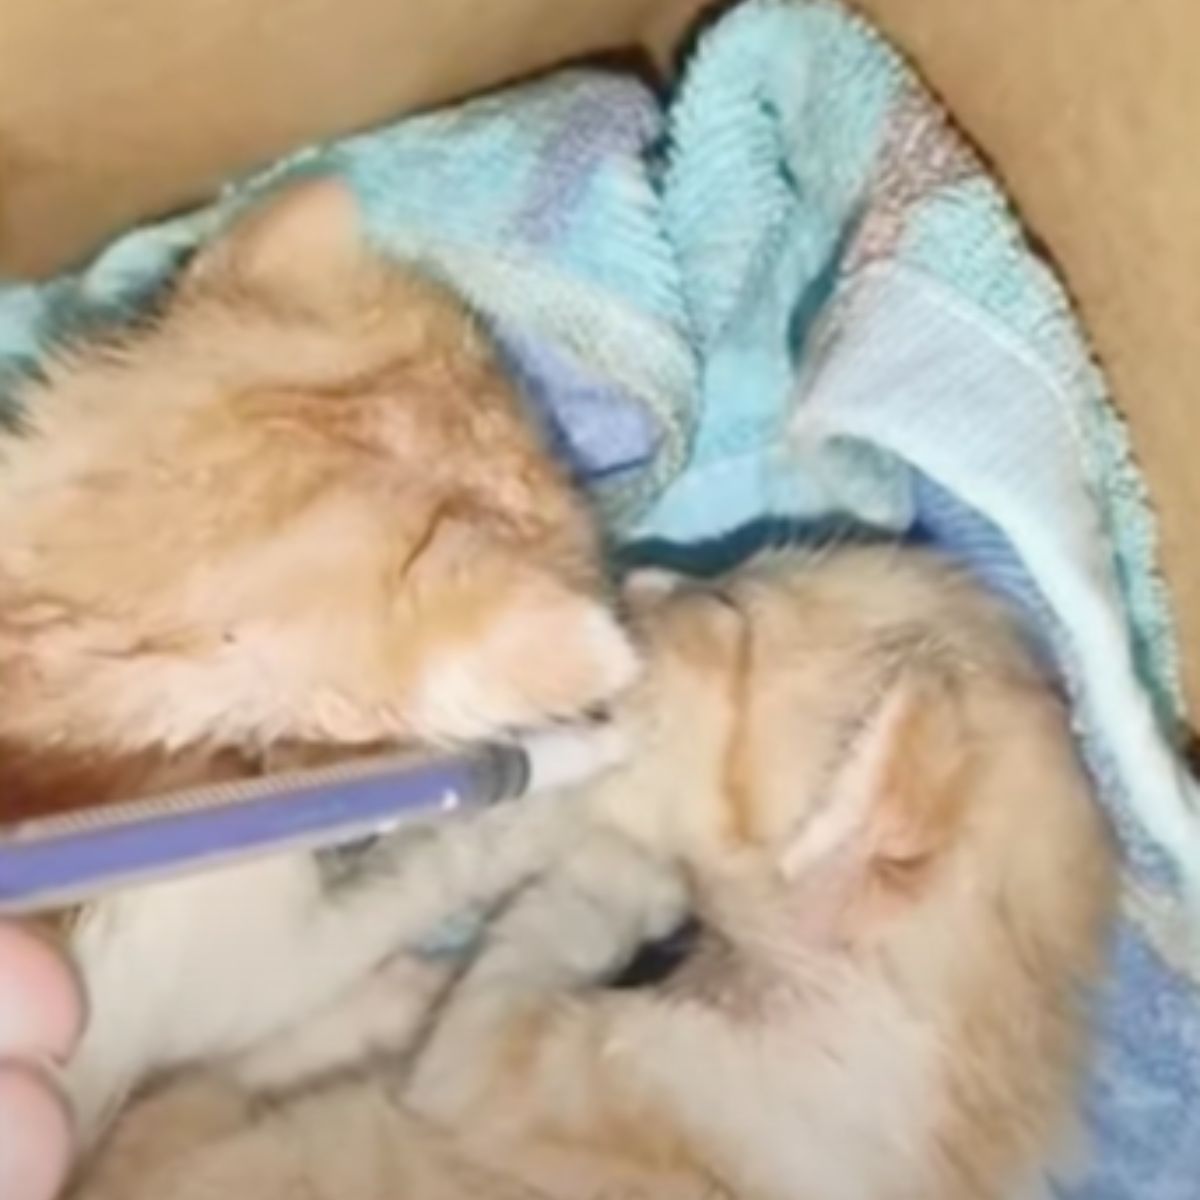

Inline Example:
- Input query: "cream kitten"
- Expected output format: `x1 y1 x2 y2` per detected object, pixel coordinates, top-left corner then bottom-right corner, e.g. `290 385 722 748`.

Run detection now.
0 178 637 1140
75 545 1118 1200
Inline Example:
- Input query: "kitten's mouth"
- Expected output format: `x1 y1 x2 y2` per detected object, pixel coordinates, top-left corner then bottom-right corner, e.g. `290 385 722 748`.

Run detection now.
313 716 629 889
607 915 702 990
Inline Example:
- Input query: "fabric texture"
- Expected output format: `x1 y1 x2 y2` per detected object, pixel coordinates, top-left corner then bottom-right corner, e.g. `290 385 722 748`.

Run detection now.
0 2 1196 1192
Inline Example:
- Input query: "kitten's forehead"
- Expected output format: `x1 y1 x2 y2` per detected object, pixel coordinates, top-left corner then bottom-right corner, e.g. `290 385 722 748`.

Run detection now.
640 555 926 752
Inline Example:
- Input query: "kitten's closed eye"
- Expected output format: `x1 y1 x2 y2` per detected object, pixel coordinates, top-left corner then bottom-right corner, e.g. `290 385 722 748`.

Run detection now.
607 915 702 990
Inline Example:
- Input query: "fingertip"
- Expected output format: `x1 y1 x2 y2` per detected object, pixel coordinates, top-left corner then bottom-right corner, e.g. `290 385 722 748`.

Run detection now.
0 923 86 1061
0 1062 75 1200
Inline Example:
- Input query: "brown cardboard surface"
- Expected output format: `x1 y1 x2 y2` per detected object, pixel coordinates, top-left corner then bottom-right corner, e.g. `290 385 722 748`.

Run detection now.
0 0 671 276
1 0 1196 713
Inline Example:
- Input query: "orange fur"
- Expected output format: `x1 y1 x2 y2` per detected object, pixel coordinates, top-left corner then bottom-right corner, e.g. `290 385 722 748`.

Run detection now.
0 178 639 1144
75 545 1118 1200
0 177 633 774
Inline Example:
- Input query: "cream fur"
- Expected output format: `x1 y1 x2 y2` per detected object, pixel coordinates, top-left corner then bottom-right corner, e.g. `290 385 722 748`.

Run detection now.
74 546 1118 1200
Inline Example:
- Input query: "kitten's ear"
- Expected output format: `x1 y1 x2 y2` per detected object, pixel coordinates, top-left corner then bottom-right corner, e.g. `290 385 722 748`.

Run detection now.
781 668 968 884
402 522 640 741
184 177 365 299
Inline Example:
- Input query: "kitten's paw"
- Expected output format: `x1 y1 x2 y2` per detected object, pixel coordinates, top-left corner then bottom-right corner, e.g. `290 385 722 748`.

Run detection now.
498 832 689 982
558 831 690 946
232 954 453 1092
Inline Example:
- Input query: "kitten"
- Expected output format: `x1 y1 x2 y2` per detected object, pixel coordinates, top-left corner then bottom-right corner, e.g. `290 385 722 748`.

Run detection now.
0 178 638 1140
75 545 1118 1200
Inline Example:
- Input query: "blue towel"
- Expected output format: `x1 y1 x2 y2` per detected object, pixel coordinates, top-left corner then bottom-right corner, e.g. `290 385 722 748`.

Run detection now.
1 2 1197 1193
0 72 697 521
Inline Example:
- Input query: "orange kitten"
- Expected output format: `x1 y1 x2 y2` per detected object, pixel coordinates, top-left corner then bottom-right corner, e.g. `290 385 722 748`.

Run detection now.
76 545 1118 1200
0 179 637 1140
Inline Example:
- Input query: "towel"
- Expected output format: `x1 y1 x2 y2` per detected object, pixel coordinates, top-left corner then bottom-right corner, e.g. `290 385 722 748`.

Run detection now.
1 2 1197 1193
0 73 696 521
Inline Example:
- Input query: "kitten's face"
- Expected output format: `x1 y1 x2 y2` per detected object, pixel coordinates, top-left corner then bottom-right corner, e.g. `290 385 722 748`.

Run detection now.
596 551 921 865
600 548 1106 932
600 554 1113 1200
0 181 636 756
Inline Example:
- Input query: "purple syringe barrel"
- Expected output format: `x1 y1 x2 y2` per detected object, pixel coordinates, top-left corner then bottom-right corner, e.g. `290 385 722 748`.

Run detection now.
0 744 528 913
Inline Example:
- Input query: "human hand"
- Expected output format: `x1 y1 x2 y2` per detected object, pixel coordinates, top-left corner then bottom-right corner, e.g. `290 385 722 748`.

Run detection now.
0 922 85 1200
